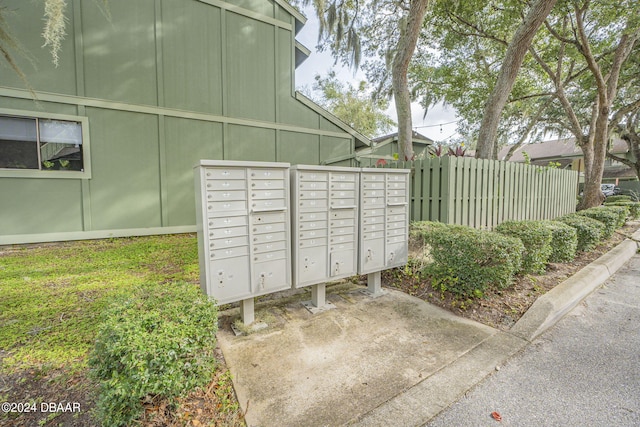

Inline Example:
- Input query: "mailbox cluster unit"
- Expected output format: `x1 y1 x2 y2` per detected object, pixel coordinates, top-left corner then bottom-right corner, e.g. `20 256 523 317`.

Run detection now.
194 160 410 316
194 160 291 305
290 165 360 288
359 168 410 274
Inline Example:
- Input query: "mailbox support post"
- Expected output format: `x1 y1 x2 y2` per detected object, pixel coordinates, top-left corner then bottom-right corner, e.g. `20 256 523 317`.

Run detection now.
240 298 255 325
366 271 383 297
311 283 326 307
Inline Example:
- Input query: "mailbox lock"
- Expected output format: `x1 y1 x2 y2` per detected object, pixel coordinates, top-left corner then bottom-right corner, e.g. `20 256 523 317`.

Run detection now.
367 249 373 261
259 273 266 289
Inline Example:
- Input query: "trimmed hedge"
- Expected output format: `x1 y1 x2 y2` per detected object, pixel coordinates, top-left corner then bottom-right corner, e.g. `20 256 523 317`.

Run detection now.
540 220 578 263
576 207 620 238
495 220 553 274
604 195 632 203
601 205 630 227
604 201 640 220
89 282 219 427
425 225 524 298
557 213 605 252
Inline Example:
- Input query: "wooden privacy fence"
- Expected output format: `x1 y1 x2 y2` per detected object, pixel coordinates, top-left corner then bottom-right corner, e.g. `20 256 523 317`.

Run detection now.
386 157 579 229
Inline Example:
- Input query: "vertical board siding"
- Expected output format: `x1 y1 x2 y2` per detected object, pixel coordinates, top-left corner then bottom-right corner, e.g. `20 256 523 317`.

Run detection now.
393 158 578 229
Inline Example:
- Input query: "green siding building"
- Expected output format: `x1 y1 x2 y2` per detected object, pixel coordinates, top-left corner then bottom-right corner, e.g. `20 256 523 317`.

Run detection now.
0 0 370 245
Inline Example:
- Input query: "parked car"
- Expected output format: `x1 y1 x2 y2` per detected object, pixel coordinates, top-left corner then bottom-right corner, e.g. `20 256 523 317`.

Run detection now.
601 184 622 197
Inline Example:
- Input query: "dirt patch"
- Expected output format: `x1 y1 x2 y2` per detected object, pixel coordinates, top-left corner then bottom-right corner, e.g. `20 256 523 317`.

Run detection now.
385 221 640 330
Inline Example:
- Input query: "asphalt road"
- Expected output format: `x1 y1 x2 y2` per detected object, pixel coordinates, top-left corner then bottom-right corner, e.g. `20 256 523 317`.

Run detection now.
426 254 640 427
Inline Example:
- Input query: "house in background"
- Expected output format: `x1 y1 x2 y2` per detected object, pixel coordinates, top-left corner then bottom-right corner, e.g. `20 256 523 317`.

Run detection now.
0 0 370 245
498 137 638 184
357 131 433 166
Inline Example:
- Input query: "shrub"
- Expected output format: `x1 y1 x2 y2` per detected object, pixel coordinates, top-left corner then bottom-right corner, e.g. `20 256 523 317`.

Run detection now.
89 282 219 427
600 205 630 227
557 213 605 252
604 201 640 219
495 220 553 274
576 207 620 238
540 220 578 263
409 221 449 258
604 195 632 203
425 225 524 298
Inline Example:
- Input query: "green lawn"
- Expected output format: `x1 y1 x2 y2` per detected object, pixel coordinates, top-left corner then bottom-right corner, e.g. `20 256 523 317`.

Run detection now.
0 234 200 373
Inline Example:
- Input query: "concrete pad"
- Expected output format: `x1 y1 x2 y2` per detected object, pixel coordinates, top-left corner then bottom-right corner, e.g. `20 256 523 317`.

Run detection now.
217 286 497 427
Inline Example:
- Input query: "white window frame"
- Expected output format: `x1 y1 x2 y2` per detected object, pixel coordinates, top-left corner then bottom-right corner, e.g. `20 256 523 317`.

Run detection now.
0 108 91 179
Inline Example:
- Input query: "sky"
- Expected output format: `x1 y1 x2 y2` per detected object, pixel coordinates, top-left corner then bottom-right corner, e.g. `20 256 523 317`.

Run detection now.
293 6 460 143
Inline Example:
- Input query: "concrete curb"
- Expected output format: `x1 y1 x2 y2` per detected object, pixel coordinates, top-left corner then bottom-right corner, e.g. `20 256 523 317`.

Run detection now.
352 227 640 426
510 232 640 342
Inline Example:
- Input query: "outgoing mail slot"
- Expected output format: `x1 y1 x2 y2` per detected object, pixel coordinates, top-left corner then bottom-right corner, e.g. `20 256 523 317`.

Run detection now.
331 209 356 220
252 211 286 224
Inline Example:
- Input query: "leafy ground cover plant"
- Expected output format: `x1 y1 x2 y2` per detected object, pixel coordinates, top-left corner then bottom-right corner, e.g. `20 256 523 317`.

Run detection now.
495 220 553 274
0 235 243 427
89 282 219 426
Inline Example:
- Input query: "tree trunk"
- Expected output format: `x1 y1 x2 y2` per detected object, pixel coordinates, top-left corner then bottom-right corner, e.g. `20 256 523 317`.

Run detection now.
475 0 557 159
392 0 430 161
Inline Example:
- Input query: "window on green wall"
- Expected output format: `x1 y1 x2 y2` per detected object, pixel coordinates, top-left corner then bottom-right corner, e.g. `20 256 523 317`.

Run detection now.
0 115 85 172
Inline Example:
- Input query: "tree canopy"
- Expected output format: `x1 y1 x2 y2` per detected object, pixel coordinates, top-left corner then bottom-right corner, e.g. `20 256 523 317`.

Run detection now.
303 70 396 138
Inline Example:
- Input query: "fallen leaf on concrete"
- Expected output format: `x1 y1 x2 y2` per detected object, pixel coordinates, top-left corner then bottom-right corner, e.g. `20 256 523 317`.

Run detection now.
491 411 502 421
